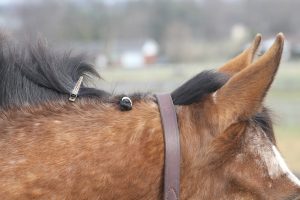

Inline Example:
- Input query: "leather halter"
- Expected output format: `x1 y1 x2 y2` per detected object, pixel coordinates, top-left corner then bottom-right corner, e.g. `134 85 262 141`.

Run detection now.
156 93 180 200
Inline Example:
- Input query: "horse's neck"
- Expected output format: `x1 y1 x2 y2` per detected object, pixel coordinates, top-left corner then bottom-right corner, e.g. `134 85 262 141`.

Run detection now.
1 100 224 199
0 101 166 199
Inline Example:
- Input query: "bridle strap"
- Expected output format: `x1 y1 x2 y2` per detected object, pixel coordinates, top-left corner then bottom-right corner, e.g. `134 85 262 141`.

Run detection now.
156 93 180 200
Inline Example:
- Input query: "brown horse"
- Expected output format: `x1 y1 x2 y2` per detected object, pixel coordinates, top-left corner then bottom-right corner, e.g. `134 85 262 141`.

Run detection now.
0 33 300 200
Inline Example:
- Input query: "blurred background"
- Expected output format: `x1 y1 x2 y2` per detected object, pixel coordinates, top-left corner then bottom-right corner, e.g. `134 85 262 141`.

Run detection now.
0 0 299 172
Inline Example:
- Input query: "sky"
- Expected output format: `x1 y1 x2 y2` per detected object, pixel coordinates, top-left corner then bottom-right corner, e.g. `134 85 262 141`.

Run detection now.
0 0 135 6
0 0 241 7
0 0 24 6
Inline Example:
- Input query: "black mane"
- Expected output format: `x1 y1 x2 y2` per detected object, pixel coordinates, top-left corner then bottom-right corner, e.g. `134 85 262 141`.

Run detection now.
0 36 110 109
171 71 229 105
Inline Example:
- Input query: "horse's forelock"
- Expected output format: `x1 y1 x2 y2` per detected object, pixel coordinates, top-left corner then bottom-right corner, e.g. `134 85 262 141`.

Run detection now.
171 70 229 105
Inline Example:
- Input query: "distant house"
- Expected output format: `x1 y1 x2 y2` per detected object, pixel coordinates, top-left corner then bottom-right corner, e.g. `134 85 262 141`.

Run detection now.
120 39 159 68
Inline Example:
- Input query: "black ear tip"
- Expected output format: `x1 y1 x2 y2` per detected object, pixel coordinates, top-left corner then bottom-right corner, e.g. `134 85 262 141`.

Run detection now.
120 96 133 111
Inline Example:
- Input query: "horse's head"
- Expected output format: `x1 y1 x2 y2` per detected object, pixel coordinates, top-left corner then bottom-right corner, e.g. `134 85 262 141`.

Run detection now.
0 31 298 199
175 33 300 199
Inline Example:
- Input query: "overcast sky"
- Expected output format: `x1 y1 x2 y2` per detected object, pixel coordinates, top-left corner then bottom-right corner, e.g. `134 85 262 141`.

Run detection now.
0 0 242 7
0 0 24 5
0 0 135 6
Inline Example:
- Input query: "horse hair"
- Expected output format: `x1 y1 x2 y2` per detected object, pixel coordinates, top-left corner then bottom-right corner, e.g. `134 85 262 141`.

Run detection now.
171 70 229 105
0 34 231 109
0 35 110 109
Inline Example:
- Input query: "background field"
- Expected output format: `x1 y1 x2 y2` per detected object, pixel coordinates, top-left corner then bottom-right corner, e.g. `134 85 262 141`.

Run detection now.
98 60 300 172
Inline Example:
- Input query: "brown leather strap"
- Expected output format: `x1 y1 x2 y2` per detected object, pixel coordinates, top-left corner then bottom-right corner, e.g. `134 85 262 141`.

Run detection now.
156 93 180 200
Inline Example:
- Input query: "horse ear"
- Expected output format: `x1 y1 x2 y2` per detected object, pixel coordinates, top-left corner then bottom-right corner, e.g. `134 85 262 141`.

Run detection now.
215 33 284 126
218 34 262 76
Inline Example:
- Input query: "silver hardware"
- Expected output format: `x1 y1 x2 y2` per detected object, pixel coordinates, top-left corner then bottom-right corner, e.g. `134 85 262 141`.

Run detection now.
121 96 132 107
69 76 83 102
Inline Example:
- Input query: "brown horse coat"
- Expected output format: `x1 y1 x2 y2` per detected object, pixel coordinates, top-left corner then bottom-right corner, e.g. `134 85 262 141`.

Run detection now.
1 33 300 199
